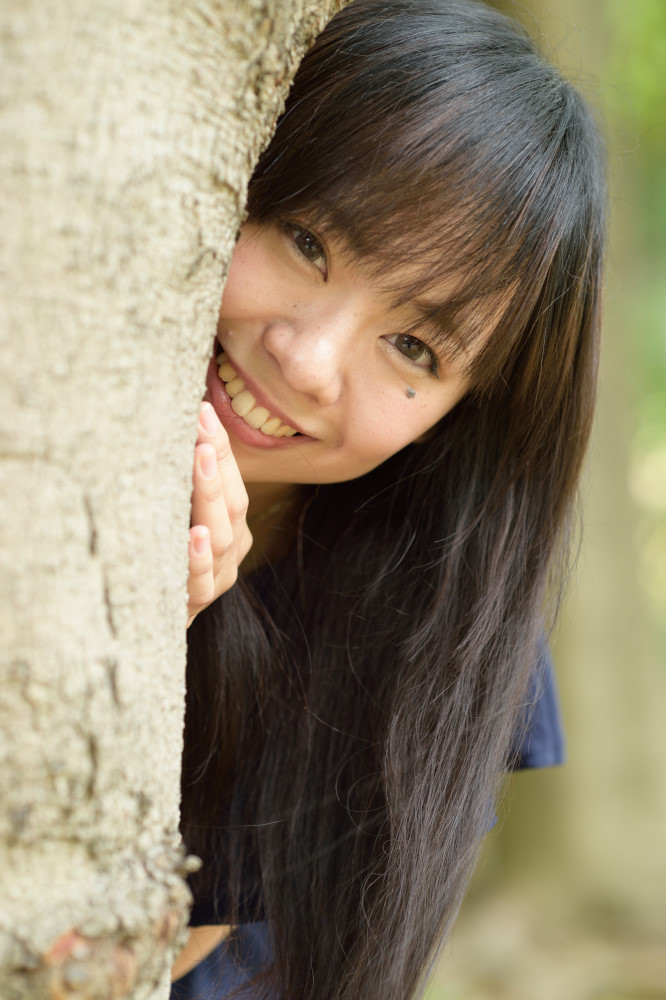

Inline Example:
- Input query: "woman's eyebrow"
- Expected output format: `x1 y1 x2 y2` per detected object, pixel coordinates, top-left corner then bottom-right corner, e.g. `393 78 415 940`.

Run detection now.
387 296 456 349
387 287 453 318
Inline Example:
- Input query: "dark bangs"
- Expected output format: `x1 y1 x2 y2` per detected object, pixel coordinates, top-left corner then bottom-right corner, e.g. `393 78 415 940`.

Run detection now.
247 0 605 390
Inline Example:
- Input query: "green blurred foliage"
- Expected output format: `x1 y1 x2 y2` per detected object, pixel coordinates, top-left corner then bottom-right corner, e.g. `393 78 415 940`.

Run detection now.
606 0 666 166
606 0 666 462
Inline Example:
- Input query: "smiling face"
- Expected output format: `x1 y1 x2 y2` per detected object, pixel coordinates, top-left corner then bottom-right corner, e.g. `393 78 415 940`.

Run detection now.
205 221 474 487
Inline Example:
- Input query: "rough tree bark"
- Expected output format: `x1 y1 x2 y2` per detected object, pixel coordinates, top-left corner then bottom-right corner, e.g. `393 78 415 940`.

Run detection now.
0 2 342 997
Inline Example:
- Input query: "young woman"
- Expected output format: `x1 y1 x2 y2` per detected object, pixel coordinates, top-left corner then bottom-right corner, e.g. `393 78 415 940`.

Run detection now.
172 1 606 998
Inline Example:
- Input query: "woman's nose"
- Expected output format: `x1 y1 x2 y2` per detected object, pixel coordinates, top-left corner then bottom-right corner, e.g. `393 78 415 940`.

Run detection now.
263 318 351 406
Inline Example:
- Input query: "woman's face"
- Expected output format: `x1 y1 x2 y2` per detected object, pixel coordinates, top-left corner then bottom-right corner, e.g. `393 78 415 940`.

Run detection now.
205 222 472 486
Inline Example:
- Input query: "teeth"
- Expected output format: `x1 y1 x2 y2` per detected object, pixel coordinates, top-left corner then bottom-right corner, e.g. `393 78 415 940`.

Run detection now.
230 389 256 417
216 358 298 438
260 417 281 436
245 406 270 429
225 377 245 398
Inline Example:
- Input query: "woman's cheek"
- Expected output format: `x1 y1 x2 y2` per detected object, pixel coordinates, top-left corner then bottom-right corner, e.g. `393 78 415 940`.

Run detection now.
349 408 422 464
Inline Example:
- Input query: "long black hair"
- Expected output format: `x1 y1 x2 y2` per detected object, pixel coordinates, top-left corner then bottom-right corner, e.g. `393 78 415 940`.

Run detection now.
183 2 606 998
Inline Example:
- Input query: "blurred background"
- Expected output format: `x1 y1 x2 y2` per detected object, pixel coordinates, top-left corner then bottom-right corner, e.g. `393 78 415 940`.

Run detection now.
425 1 666 998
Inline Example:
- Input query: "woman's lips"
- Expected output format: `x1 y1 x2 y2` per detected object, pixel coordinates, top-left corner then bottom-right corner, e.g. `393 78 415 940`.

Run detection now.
204 346 316 450
216 348 300 436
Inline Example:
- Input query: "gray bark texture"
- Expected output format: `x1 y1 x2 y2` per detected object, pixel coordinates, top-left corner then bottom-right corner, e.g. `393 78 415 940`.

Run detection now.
0 1 343 997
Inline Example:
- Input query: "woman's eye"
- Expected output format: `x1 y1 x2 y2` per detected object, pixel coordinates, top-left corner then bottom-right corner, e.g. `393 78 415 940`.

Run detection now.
284 223 328 278
386 333 439 375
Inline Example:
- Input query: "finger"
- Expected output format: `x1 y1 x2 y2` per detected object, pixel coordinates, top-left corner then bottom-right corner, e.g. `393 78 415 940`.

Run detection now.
209 525 253 603
239 524 253 563
191 442 234 559
197 402 232 464
187 525 215 622
197 403 249 528
216 437 249 529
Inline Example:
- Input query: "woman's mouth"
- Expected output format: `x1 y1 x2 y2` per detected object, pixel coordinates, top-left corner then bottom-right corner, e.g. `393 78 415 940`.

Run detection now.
214 350 300 438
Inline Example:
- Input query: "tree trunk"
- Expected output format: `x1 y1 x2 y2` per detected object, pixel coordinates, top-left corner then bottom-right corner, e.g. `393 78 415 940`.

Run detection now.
0 2 342 997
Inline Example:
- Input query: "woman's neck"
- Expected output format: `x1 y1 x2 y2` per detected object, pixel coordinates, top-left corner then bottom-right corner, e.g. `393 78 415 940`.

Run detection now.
246 481 297 519
242 481 307 574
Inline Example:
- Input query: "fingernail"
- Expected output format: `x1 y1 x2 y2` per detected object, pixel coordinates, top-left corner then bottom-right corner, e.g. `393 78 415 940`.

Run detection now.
199 445 217 479
192 527 208 555
199 403 219 435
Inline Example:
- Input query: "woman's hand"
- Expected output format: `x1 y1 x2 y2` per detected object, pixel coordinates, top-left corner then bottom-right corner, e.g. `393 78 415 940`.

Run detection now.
187 402 253 627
